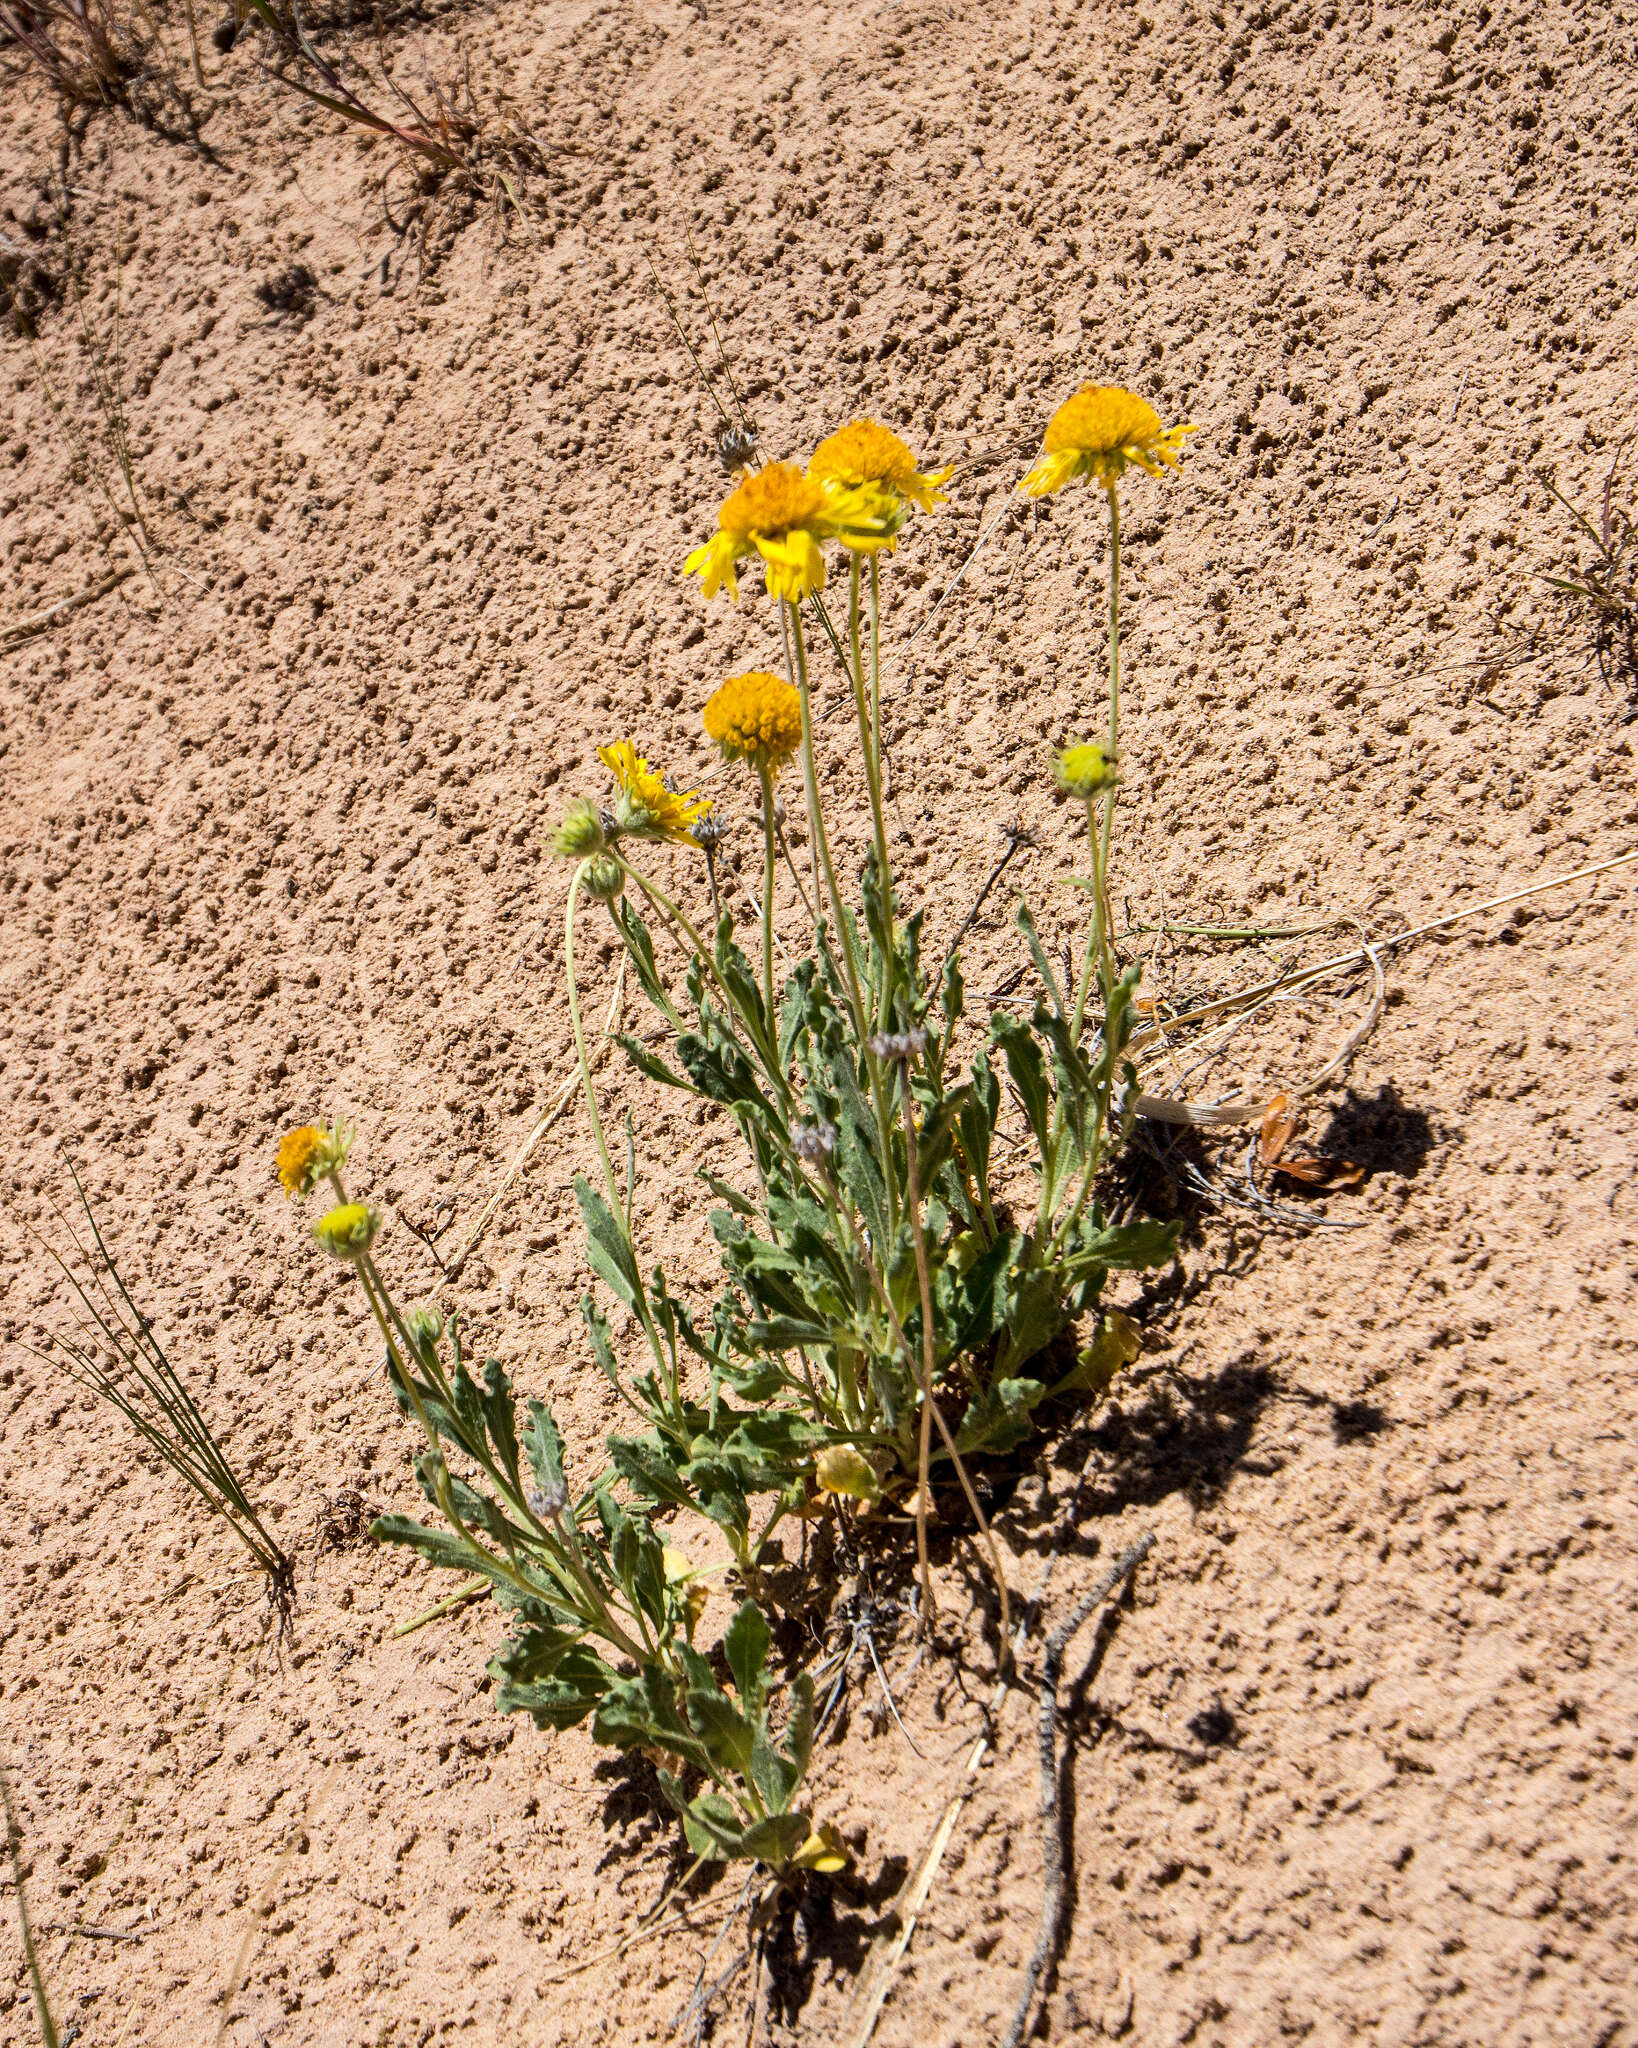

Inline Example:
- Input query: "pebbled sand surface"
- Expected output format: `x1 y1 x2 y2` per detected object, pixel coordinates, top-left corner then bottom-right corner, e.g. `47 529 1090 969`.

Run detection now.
2 0 1636 2042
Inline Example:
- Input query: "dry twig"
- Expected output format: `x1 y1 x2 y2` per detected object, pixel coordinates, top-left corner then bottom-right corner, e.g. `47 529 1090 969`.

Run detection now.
1001 1533 1158 2048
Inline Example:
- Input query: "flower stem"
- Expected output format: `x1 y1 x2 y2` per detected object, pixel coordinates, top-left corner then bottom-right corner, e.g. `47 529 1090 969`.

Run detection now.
901 1088 1012 1654
757 762 777 1034
1070 482 1123 1046
849 555 896 1026
565 860 621 1212
784 598 902 1226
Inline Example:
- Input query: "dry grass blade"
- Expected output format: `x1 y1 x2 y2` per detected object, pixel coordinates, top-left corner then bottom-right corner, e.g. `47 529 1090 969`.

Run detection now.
2 1767 62 2048
1 566 134 651
1130 851 1638 1126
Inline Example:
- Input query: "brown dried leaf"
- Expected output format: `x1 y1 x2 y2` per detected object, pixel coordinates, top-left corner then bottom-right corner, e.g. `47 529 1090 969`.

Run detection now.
1258 1091 1299 1170
1271 1154 1365 1190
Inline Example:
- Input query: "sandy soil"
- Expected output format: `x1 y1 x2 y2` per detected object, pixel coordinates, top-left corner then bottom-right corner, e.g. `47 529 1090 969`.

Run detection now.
3 0 1637 2042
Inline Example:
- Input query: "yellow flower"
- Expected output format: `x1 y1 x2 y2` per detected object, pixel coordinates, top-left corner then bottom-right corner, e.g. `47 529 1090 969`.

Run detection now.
808 419 950 522
815 1443 880 1501
684 461 894 604
598 738 712 844
275 1121 352 1201
663 1544 709 1640
1054 743 1118 798
1021 386 1197 497
702 672 804 779
791 1822 851 1875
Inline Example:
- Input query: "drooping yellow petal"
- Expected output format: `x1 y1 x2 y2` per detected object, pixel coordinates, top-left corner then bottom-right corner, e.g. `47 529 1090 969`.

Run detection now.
1020 385 1197 496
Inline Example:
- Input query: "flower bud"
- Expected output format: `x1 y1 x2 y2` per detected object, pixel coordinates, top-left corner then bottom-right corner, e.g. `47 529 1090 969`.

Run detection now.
866 1027 928 1064
553 800 607 859
583 854 625 902
789 1118 837 1167
1054 743 1118 799
312 1201 381 1260
403 1302 443 1365
663 1544 709 1639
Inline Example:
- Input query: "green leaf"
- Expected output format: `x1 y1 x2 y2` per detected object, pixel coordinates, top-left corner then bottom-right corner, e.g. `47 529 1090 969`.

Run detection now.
724 1600 772 1716
746 1315 833 1353
614 899 674 1019
957 1048 1000 1200
998 1262 1067 1376
680 1654 755 1774
713 919 771 1050
944 1228 1024 1360
1016 901 1067 1019
700 1170 756 1218
594 1667 706 1768
940 950 966 1044
370 1511 492 1578
911 1085 972 1194
1065 1217 1182 1273
778 960 817 1069
608 1432 696 1513
1032 1005 1095 1162
575 1175 644 1317
578 1292 625 1400
991 1012 1051 1155
680 1790 751 1862
737 1811 811 1869
494 1645 619 1732
954 1375 1047 1456
783 1671 816 1777
748 1734 802 1814
489 1618 590 1687
615 1033 693 1092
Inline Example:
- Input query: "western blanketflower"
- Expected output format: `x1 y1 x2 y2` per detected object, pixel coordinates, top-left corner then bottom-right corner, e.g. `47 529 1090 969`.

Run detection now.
703 672 804 778
1021 386 1197 496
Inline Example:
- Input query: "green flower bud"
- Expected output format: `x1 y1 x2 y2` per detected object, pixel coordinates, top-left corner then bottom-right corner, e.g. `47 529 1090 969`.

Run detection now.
583 854 625 902
312 1201 381 1260
553 800 607 859
403 1302 443 1364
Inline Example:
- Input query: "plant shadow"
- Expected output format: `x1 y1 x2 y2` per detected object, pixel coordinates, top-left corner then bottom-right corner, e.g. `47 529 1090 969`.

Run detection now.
1313 1084 1437 1178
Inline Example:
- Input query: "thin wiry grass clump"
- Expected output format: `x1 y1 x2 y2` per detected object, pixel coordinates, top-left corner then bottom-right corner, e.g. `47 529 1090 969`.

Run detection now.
1539 438 1637 713
21 1161 295 1629
238 0 545 255
0 0 206 137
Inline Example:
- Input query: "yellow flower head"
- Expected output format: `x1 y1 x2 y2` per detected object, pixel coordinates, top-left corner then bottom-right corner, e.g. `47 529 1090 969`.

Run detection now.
808 419 950 524
702 672 804 779
684 461 894 604
598 738 712 844
276 1120 352 1201
1021 386 1197 497
1054 743 1118 799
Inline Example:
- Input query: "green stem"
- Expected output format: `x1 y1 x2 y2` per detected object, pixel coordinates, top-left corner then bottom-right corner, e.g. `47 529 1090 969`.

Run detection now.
902 1093 1011 1651
565 861 622 1212
785 598 902 1225
1070 482 1122 1047
757 763 777 1036
786 601 867 1036
849 553 896 1027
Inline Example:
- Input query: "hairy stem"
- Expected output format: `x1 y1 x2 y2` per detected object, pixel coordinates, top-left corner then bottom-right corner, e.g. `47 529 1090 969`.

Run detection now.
757 762 777 1034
